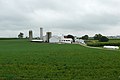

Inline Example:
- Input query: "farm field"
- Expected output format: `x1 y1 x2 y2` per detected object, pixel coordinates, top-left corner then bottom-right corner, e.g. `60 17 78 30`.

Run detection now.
86 39 120 47
0 39 120 80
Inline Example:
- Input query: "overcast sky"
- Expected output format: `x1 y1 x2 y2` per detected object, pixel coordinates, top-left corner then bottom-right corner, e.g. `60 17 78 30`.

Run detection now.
0 0 120 37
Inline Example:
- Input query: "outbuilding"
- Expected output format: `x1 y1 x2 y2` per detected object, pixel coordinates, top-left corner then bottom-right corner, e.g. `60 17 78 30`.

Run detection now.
49 36 61 43
103 46 119 49
60 37 73 44
50 35 73 44
31 40 44 42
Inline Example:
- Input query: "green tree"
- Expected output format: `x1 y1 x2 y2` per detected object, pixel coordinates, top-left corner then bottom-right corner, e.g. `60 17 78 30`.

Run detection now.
99 36 109 42
18 32 24 38
82 35 89 40
94 34 102 40
66 35 75 42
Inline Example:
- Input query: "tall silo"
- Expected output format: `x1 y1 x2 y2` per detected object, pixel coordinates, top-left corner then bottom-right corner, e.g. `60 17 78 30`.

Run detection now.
29 30 33 41
46 32 52 43
40 28 43 40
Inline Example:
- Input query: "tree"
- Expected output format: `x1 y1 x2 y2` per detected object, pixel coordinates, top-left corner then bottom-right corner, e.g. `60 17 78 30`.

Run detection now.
82 35 89 40
99 36 109 42
94 34 102 40
18 32 24 38
66 35 75 42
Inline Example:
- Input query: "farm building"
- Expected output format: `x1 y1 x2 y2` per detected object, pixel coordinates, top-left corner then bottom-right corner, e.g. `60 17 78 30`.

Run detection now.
31 39 44 42
75 39 85 44
49 36 73 44
29 28 73 44
60 38 73 44
49 36 61 43
79 39 85 44
60 36 73 44
103 46 119 49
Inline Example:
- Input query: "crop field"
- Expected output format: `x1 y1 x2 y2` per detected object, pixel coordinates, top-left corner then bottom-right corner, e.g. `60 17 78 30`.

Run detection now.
87 39 120 47
0 39 120 80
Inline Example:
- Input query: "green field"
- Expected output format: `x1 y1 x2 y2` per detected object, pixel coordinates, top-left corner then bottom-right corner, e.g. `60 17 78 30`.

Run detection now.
0 39 120 80
86 39 120 47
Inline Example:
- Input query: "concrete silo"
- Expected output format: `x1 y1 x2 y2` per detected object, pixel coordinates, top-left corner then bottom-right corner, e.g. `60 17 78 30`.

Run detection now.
46 32 52 43
29 30 33 41
40 28 43 40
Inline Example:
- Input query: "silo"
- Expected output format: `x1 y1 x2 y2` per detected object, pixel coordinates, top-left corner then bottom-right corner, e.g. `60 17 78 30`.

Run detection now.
40 27 43 40
29 30 33 41
46 32 52 43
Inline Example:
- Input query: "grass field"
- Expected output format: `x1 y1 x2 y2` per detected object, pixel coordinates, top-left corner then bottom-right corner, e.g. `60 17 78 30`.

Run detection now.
0 39 120 80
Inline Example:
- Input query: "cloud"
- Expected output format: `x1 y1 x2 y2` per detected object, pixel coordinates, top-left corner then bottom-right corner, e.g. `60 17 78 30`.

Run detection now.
0 0 120 37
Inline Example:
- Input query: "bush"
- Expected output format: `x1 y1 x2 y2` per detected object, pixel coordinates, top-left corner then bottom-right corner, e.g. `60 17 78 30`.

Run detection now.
99 36 109 42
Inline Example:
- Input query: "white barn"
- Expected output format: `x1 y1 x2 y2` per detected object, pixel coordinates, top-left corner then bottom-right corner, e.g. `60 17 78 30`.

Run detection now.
49 36 61 43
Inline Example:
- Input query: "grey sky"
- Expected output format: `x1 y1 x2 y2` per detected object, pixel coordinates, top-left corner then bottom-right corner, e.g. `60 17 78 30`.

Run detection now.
0 0 120 37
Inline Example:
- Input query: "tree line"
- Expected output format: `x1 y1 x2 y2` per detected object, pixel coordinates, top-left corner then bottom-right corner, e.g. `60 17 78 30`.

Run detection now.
81 34 109 42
